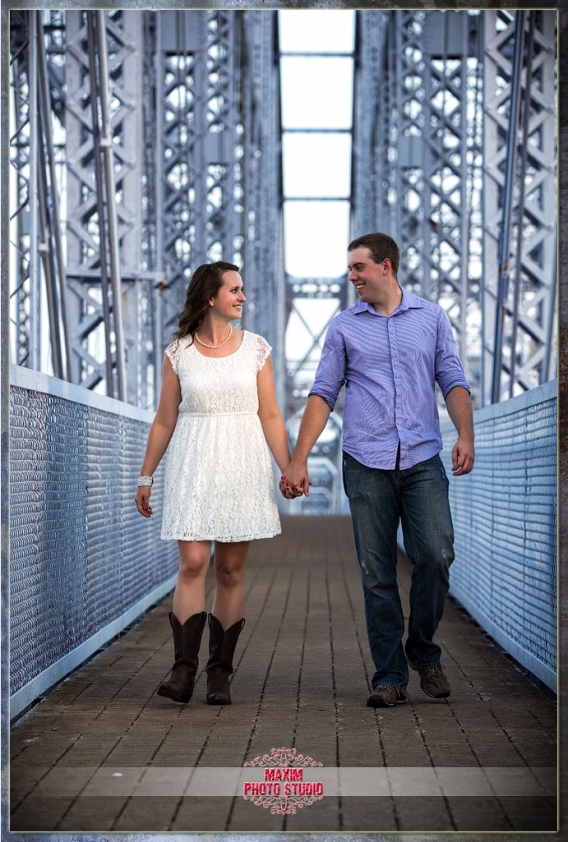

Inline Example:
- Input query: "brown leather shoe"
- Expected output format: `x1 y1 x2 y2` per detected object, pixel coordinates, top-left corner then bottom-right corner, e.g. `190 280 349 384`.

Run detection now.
367 685 408 708
417 665 451 698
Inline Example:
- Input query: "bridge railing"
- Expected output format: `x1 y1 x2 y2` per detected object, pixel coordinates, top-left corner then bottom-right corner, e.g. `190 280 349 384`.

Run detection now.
9 366 178 720
440 379 557 692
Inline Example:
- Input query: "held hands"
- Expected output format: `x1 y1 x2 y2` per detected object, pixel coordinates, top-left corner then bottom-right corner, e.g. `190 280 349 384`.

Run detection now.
279 460 312 499
452 437 475 476
135 486 153 518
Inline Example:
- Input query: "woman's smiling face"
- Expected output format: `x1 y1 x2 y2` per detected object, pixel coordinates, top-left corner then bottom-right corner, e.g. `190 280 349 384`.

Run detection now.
210 270 246 319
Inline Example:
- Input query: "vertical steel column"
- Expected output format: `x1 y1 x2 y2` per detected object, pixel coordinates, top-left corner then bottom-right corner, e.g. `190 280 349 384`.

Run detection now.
242 10 282 335
458 19 470 360
37 11 71 381
241 11 285 403
86 12 114 396
509 12 535 397
152 12 167 398
115 11 148 406
28 12 41 372
491 11 525 405
10 13 38 368
543 232 557 383
96 11 127 402
36 116 63 379
351 12 388 238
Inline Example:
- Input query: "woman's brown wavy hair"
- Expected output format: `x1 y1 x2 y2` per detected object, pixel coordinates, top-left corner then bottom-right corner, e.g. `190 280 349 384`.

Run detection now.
173 261 239 344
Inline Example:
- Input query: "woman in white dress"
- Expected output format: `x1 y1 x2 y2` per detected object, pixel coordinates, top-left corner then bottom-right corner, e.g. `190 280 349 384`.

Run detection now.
135 262 292 705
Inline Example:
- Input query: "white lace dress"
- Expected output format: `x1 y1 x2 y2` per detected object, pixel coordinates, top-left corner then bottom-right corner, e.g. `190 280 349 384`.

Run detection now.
160 330 282 542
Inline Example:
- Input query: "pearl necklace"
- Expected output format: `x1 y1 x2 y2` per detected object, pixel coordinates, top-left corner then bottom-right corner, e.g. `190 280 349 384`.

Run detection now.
195 324 232 349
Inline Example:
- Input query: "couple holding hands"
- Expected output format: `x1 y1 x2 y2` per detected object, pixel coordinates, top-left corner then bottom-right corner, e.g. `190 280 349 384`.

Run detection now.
135 232 474 710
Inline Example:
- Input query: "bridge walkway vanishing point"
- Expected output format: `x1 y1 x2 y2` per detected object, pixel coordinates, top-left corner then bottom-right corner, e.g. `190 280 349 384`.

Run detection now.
9 516 557 835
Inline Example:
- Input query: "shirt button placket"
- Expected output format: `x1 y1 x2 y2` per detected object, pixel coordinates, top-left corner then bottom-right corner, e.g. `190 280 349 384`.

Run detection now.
389 317 404 468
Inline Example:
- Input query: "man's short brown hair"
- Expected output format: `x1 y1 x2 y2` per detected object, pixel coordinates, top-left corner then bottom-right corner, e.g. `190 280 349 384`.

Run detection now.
348 233 400 277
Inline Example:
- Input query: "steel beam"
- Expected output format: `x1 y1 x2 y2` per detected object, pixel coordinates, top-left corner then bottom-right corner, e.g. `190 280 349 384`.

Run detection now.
491 11 525 404
37 11 71 381
9 12 34 368
28 12 40 372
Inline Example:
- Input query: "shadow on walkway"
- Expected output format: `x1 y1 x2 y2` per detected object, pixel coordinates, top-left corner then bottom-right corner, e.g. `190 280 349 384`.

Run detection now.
10 516 557 834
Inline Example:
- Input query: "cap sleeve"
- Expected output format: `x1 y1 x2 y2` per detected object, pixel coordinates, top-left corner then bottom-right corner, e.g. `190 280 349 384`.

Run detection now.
165 340 181 376
255 335 272 372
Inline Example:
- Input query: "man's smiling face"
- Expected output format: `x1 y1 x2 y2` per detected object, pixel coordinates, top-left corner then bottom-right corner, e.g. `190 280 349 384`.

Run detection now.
347 246 389 305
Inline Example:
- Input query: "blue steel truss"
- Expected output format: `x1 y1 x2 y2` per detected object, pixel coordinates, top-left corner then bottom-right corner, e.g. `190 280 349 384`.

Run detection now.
9 10 557 417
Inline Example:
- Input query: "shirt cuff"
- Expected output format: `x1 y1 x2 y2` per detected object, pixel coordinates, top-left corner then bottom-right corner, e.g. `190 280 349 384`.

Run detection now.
441 379 471 400
308 387 337 412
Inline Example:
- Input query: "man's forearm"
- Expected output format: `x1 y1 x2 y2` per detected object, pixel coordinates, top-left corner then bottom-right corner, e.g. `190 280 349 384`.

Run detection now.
445 386 474 441
280 395 332 496
292 394 332 464
445 385 475 475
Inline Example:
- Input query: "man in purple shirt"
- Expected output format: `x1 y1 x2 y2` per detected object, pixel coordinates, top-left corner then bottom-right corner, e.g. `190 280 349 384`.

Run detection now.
281 233 474 708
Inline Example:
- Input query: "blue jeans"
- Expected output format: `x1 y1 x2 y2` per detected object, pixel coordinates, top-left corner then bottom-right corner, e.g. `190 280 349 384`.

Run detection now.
343 451 454 692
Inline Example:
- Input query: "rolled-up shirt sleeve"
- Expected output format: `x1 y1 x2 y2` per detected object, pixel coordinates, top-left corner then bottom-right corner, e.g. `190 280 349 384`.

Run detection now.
435 309 471 398
309 319 347 411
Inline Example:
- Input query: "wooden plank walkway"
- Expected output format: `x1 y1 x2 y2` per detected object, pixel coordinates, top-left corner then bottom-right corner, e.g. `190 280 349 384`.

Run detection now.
9 516 557 834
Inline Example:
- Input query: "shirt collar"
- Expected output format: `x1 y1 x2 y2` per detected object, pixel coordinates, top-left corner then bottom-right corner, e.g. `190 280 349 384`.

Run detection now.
353 287 425 316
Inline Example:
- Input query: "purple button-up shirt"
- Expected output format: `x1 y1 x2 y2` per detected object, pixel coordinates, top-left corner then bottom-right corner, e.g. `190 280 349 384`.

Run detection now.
309 288 470 471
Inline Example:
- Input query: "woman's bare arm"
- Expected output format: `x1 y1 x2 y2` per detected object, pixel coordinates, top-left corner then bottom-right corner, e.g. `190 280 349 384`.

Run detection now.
135 355 181 518
257 355 291 474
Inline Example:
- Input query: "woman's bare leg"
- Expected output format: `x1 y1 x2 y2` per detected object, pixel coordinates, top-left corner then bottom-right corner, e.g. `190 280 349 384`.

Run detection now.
172 540 211 623
211 541 249 628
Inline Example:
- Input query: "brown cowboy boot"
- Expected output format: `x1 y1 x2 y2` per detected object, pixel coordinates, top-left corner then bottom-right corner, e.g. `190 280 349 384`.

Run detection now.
205 614 245 705
157 611 207 703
